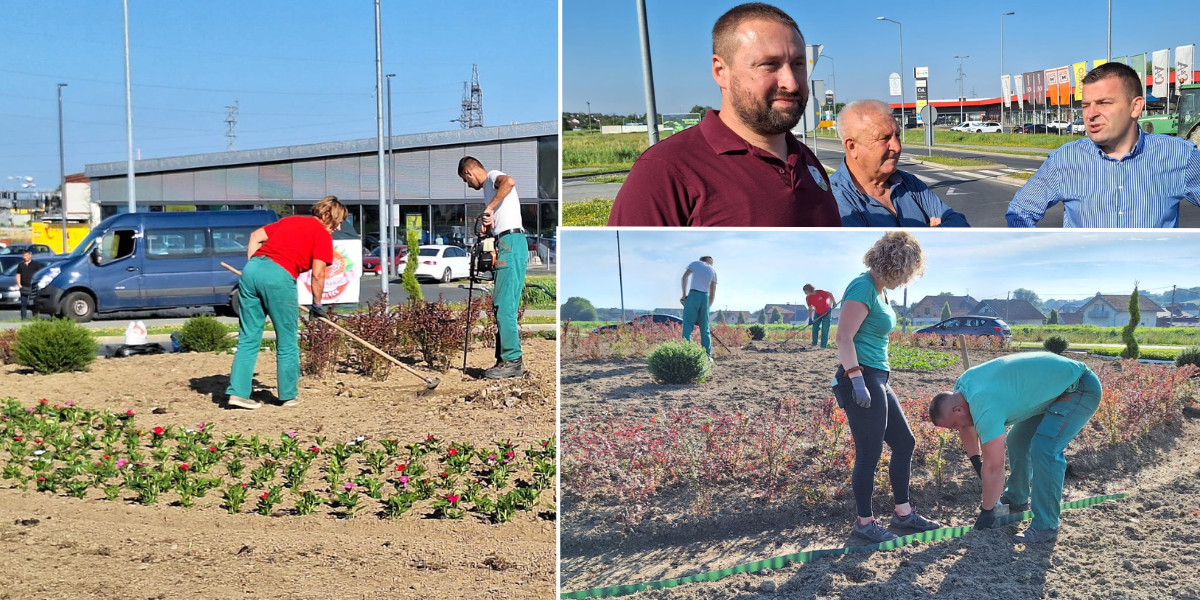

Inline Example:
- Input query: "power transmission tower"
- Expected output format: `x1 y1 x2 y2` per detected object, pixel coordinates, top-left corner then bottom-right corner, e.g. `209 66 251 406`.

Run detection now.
224 100 239 151
451 65 484 128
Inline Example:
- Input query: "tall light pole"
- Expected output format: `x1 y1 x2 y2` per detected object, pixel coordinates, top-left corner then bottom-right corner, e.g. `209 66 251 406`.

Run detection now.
385 73 395 284
877 18 905 136
1001 11 1014 132
122 0 135 213
57 83 68 253
1107 1 1111 62
636 0 660 146
822 55 837 119
373 0 388 301
954 55 969 124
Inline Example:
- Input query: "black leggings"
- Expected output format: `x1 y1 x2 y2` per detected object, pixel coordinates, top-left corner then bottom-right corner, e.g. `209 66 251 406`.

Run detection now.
832 364 916 518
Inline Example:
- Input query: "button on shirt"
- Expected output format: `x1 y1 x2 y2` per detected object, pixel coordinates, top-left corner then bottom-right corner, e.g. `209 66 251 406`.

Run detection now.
954 353 1089 443
1006 130 1200 228
607 110 842 227
829 162 971 227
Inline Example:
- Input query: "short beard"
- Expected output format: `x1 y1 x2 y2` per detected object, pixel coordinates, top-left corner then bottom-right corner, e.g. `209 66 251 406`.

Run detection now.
729 76 806 136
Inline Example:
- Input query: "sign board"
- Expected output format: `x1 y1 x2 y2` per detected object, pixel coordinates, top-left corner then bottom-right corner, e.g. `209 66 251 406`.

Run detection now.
298 237 362 305
914 66 929 79
915 79 928 101
888 72 902 96
801 44 823 133
919 105 938 123
661 113 701 133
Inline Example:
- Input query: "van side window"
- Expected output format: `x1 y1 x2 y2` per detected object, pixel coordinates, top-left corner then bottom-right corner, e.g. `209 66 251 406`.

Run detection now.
146 228 207 259
211 226 257 256
101 230 138 262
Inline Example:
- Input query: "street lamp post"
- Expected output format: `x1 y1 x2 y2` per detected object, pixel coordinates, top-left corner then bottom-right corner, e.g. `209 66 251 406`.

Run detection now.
57 83 68 253
954 55 968 125
1001 11 1015 132
385 73 395 285
122 0 135 213
823 54 836 119
877 18 905 138
373 0 388 301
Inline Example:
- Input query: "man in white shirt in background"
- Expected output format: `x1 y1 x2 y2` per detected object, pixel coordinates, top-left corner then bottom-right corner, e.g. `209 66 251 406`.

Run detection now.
681 256 718 358
458 156 528 379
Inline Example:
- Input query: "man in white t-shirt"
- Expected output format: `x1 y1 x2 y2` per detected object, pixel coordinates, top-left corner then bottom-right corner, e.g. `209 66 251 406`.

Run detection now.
680 256 718 356
458 156 528 379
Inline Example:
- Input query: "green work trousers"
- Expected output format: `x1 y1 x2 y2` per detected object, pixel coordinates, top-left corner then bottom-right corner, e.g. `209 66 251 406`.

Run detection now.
227 256 300 401
1002 368 1102 530
493 232 527 363
811 311 831 348
682 290 711 355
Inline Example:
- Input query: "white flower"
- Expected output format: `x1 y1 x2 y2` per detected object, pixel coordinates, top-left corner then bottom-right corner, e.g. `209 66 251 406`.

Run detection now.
33 450 45 456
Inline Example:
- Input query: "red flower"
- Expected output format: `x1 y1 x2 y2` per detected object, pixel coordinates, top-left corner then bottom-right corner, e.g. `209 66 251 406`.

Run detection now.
308 446 320 453
179 464 190 471
153 427 165 436
446 494 460 504
35 439 43 445
38 399 48 404
102 455 110 460
240 484 247 489
447 448 458 457
12 436 20 442
396 463 407 472
37 476 45 482
260 492 269 500
208 447 218 452
504 451 514 460
126 409 135 416
427 434 434 441
440 472 448 479
541 439 550 448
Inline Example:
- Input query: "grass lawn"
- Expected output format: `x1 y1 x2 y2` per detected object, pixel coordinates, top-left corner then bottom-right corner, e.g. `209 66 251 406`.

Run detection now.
586 175 627 184
911 155 996 167
1007 171 1035 180
562 198 614 226
563 130 674 171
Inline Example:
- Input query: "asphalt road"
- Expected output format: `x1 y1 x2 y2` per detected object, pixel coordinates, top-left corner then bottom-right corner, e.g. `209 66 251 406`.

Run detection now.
564 139 1200 228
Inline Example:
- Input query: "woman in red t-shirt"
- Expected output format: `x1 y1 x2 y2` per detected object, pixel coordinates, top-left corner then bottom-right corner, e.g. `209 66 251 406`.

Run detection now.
226 196 348 409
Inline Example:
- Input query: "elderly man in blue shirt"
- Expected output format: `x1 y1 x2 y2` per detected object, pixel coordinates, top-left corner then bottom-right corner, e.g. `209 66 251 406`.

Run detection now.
1007 62 1200 227
829 99 970 227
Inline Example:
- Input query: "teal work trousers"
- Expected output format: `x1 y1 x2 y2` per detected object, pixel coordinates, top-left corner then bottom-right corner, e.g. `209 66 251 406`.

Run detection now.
493 232 528 363
227 256 300 401
682 290 711 355
811 311 832 348
1002 368 1102 529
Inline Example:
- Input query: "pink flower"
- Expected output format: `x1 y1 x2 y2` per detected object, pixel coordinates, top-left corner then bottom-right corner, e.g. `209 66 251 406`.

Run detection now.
153 427 165 436
65 401 74 407
504 451 514 460
398 476 410 486
125 409 135 417
197 422 206 432
115 459 129 468
343 482 355 491
26 408 34 414
286 431 297 438
446 494 460 505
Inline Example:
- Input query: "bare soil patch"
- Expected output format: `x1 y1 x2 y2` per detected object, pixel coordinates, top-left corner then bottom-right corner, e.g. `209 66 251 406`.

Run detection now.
561 343 1200 599
0 338 556 600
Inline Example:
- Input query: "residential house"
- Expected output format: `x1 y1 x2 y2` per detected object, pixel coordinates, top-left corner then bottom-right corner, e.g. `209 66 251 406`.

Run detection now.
762 303 806 324
1156 304 1200 327
1057 311 1085 325
909 295 979 326
970 299 1046 326
1076 293 1162 328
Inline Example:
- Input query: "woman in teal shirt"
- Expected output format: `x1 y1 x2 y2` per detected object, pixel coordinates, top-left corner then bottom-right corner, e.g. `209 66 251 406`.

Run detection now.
832 231 939 542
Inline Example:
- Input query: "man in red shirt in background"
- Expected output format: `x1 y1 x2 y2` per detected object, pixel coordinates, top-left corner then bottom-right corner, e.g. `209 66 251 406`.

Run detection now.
226 195 349 410
804 283 836 348
606 3 840 227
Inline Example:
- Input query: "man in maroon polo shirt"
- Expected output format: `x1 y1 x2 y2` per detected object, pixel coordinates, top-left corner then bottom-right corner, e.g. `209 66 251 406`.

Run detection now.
608 3 840 227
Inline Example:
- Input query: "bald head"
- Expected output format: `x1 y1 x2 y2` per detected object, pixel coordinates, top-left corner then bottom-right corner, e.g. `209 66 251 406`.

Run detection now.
836 99 896 141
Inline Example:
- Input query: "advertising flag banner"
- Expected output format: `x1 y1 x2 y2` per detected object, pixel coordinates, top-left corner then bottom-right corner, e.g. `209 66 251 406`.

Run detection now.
1001 75 1012 108
1034 70 1047 107
1115 56 1128 65
1177 45 1195 88
1023 71 1038 107
1014 74 1025 110
1152 49 1170 98
888 72 902 96
1073 61 1088 101
1045 69 1059 106
1093 59 1107 69
1057 66 1072 105
1129 54 1146 96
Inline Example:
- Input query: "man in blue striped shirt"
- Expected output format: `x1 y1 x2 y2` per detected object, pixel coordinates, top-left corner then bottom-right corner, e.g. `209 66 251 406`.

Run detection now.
830 100 970 227
1007 62 1200 228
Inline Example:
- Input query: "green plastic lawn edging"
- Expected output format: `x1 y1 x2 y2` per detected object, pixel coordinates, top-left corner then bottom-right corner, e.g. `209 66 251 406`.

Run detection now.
560 492 1129 599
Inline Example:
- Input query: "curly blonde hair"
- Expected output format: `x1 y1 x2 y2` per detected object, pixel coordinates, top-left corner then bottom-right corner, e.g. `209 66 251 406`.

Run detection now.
862 231 924 289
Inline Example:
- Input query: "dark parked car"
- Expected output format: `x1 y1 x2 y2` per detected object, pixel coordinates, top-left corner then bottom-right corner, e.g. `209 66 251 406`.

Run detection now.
916 316 1012 342
0 254 69 306
591 314 684 334
1019 123 1048 134
0 243 54 256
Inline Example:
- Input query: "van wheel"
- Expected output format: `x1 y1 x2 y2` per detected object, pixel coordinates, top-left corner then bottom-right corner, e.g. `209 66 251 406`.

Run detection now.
61 292 95 323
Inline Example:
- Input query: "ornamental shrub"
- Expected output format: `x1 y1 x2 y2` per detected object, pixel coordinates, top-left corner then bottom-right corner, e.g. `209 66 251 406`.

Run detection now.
1121 286 1140 360
178 315 235 353
1176 346 1200 369
749 325 766 341
646 341 712 384
401 228 423 302
1043 335 1069 355
15 318 97 374
397 298 461 372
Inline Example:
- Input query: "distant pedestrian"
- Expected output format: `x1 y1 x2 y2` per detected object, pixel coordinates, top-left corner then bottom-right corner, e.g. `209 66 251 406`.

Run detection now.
802 283 836 348
1006 62 1200 227
14 250 42 320
680 256 718 357
226 195 348 409
832 232 940 542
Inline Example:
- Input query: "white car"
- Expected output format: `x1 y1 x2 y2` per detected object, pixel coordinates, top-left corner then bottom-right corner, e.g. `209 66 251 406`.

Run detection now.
397 245 470 283
1070 119 1086 134
967 121 1002 133
951 121 982 132
1047 120 1072 132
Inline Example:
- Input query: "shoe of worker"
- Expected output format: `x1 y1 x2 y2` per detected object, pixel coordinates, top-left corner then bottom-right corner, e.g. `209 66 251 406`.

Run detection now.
1000 494 1030 513
227 395 262 410
485 358 525 379
890 510 942 532
1013 526 1058 543
853 518 899 543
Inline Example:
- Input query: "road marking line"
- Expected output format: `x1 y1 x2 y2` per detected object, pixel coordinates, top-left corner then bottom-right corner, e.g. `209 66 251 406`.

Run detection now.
911 173 939 184
977 170 1006 176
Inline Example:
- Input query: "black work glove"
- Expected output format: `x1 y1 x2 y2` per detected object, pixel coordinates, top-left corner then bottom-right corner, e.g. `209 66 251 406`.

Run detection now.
969 455 983 479
974 507 996 530
850 376 871 408
307 304 327 320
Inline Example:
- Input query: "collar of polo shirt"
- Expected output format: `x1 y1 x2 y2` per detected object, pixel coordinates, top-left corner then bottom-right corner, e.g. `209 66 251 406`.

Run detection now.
698 109 802 160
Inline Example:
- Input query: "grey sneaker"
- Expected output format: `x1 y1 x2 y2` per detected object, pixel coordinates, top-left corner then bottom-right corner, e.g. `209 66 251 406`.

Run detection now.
227 395 262 410
890 510 942 532
1000 494 1030 513
485 358 525 379
853 518 899 543
1013 526 1058 543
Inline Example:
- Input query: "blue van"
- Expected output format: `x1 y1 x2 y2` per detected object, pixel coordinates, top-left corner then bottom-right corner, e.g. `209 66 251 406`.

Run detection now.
33 210 277 322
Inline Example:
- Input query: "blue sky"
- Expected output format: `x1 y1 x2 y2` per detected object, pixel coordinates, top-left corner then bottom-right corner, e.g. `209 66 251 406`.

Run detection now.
559 229 1200 311
2 1 557 190
563 0 1200 114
